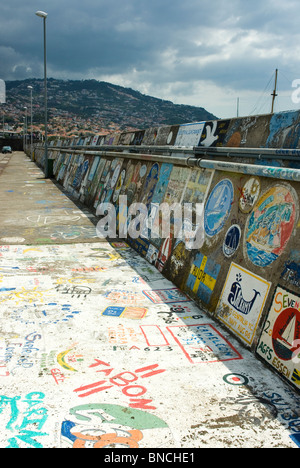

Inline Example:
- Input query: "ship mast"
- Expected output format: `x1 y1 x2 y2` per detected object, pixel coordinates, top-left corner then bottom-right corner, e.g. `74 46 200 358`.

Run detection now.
271 68 278 114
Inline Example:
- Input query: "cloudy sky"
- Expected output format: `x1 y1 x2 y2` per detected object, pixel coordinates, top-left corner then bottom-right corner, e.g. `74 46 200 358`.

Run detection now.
1 0 300 118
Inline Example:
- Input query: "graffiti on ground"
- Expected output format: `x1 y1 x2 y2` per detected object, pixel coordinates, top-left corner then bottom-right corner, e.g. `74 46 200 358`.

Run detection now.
0 392 48 448
61 403 172 448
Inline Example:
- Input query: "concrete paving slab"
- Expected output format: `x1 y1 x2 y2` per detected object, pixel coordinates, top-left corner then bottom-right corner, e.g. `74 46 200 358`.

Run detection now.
0 152 299 449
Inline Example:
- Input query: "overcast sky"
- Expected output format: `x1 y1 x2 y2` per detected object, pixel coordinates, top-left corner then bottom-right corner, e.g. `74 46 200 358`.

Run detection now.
1 0 300 119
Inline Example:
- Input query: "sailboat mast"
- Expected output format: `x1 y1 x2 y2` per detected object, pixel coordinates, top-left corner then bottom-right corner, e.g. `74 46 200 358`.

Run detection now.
271 68 278 113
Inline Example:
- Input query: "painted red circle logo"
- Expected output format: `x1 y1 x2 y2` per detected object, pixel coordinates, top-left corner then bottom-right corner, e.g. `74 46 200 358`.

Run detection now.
272 307 300 361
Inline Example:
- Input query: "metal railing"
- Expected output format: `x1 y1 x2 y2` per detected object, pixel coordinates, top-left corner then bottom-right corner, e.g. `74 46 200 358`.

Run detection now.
34 143 300 182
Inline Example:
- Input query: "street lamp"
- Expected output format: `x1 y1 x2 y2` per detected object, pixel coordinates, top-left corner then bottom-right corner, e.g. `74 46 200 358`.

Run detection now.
35 10 48 178
27 86 33 161
23 116 25 150
24 106 27 152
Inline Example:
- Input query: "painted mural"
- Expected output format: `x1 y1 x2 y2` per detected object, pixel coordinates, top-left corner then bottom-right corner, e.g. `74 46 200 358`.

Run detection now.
204 179 234 237
199 119 231 147
245 185 298 267
266 111 300 149
173 122 204 147
223 225 242 258
239 177 261 214
216 263 271 346
30 107 300 393
281 250 300 289
186 253 221 305
257 286 300 388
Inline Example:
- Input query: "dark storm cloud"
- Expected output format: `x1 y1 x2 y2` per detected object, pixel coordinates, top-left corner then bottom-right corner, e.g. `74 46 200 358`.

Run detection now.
0 0 299 116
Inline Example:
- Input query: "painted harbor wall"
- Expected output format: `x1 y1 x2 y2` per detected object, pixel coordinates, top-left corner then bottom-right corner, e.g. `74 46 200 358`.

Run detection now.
34 109 300 391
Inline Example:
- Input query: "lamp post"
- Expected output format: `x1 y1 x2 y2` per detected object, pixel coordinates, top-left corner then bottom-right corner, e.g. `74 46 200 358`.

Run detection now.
23 117 25 149
35 10 48 178
27 85 33 160
24 106 27 152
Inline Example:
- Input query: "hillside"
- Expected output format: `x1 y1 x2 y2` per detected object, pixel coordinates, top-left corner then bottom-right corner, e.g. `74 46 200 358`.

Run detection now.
4 78 218 136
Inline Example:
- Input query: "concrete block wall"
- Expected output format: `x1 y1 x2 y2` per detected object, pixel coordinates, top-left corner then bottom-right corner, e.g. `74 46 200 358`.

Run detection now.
34 109 300 391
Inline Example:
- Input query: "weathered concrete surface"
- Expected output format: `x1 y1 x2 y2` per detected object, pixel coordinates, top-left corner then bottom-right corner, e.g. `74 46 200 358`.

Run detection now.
0 152 300 449
0 152 100 245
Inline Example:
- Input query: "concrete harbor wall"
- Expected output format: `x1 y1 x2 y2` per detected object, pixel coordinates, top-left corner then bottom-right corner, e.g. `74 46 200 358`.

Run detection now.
33 109 300 391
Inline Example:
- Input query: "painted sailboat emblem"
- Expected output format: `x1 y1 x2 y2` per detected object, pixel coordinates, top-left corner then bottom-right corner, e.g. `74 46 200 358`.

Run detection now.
279 315 296 350
228 274 261 315
273 312 299 360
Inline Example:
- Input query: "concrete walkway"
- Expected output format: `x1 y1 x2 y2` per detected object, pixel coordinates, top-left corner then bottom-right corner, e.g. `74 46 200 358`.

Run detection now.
0 152 299 449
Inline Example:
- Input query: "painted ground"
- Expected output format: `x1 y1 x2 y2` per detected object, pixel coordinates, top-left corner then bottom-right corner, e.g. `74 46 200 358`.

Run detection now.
0 152 299 448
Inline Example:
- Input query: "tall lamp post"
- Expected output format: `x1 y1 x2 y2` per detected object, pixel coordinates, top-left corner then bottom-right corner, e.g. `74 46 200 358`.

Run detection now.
35 10 48 178
24 106 27 152
23 117 25 150
27 85 33 161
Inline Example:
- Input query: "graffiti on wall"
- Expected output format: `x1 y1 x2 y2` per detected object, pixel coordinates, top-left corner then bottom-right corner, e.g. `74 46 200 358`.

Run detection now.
87 158 106 202
245 185 298 267
42 115 300 353
281 250 300 288
163 166 191 205
217 263 271 346
186 253 221 305
266 111 300 148
93 160 112 208
204 179 234 237
100 158 124 204
173 122 204 147
140 163 160 208
223 225 242 258
199 119 231 147
239 177 261 214
256 286 300 389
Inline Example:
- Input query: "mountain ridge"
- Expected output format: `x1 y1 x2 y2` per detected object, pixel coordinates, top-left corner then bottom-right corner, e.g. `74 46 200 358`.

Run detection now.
4 78 218 136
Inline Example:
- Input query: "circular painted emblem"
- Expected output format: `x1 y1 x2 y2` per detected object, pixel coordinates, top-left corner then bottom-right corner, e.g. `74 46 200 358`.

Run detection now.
272 307 300 361
204 179 234 237
223 373 249 386
239 177 261 213
223 225 241 257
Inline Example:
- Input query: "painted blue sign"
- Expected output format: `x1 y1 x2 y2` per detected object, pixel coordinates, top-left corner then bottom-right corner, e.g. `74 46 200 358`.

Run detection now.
151 163 173 204
102 306 124 317
204 179 234 237
142 163 160 208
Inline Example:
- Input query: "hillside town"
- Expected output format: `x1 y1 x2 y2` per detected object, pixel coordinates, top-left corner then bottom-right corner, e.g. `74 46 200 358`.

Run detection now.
1 80 135 139
0 78 216 140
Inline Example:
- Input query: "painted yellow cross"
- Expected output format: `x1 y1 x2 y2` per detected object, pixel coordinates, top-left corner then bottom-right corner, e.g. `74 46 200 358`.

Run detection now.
190 256 217 293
